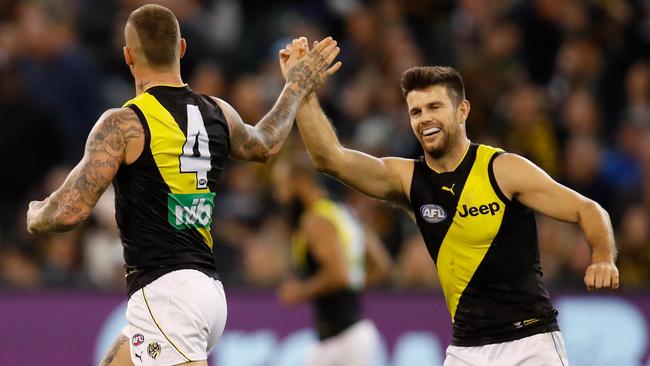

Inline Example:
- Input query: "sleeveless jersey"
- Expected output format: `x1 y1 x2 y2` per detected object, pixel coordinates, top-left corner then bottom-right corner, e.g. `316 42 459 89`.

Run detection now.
116 85 229 297
292 198 366 340
409 143 559 346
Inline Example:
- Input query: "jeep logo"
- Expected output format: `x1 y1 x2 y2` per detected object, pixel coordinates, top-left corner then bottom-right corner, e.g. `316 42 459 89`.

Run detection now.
420 204 447 223
458 202 501 217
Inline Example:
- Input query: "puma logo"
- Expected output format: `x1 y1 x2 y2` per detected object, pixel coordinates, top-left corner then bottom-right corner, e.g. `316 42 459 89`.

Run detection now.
135 352 143 362
441 183 455 195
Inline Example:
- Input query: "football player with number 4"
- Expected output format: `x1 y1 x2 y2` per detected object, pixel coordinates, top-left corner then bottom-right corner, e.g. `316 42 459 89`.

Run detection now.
26 5 341 366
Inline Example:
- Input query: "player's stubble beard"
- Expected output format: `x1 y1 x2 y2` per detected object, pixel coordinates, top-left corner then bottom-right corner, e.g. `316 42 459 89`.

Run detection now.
423 119 458 160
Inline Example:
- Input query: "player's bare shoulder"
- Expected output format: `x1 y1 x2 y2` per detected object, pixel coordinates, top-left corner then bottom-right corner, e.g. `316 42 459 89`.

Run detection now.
382 157 415 198
381 156 416 206
89 107 144 164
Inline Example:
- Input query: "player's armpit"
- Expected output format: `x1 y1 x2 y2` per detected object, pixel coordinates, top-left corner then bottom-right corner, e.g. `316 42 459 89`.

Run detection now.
27 108 143 233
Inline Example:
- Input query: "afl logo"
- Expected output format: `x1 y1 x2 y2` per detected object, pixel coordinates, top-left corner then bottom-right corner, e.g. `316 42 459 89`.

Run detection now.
132 333 145 347
420 204 447 223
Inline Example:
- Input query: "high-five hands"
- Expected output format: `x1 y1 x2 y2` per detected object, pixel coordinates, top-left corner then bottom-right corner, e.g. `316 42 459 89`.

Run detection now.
279 36 342 94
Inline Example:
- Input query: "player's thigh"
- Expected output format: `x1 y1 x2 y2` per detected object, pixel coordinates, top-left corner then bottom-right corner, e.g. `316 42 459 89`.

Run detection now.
99 335 133 366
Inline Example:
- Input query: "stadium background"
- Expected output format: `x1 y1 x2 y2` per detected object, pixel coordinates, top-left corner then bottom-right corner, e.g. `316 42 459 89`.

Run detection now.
0 0 649 365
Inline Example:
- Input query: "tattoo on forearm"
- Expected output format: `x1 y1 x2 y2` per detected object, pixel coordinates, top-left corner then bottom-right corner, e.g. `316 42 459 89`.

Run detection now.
37 108 143 231
229 85 302 160
229 43 333 160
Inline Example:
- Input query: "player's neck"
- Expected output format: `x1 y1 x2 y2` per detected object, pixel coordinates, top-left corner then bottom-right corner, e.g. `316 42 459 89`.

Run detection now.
425 138 471 173
133 69 184 95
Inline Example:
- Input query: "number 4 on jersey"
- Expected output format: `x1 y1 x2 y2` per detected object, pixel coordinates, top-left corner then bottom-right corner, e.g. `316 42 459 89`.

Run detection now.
180 105 211 189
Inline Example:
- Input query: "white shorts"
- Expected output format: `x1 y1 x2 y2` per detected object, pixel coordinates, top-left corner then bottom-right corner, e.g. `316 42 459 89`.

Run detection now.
444 331 569 366
121 269 227 366
305 319 380 366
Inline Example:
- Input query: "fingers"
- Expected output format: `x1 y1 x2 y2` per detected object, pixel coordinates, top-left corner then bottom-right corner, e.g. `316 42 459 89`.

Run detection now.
601 268 611 288
322 45 340 67
612 268 620 290
584 266 595 291
279 48 290 62
326 61 342 76
584 263 620 291
312 36 334 53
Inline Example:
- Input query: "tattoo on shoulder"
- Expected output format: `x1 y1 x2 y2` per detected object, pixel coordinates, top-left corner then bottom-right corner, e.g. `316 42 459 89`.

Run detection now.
46 109 143 227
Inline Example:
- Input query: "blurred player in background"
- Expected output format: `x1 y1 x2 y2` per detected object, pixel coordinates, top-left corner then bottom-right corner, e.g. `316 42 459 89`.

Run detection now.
25 5 341 366
272 151 391 366
281 39 619 366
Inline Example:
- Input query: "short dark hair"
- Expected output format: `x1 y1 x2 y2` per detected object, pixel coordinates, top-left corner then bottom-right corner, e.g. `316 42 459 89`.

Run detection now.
127 4 180 68
400 66 466 105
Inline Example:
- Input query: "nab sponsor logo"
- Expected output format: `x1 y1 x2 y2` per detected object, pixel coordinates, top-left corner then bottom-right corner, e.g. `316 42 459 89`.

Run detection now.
420 204 447 223
458 202 501 217
167 192 215 229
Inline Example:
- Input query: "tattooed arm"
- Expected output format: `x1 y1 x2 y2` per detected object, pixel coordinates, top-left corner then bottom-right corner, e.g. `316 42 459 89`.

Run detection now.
26 108 143 233
214 37 341 162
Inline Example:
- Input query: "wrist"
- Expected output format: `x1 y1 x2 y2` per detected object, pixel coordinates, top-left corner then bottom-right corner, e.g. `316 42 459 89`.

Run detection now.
591 252 616 263
285 80 309 98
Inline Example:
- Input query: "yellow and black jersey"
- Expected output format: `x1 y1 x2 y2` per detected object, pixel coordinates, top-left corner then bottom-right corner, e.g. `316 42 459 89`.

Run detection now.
409 143 559 346
292 198 365 340
116 85 229 297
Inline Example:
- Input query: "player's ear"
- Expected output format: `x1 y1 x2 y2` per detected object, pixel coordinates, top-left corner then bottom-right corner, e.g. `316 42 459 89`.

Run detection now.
123 46 134 67
458 99 470 124
179 38 187 59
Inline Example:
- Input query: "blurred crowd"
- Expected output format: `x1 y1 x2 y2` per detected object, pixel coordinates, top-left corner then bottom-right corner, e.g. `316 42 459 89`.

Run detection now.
1 0 649 293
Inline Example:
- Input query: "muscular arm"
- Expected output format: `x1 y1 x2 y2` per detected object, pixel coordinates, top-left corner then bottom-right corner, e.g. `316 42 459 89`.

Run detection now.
296 94 413 208
213 86 303 162
493 153 619 290
26 108 143 233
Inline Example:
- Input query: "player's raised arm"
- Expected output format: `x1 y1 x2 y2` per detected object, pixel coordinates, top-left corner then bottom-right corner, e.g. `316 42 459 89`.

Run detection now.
300 94 413 207
26 107 143 233
278 39 412 208
493 153 619 291
217 37 341 163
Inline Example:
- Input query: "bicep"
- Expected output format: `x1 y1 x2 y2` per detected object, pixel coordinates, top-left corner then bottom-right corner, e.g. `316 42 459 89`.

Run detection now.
495 153 587 223
328 151 412 207
213 97 268 161
53 108 138 214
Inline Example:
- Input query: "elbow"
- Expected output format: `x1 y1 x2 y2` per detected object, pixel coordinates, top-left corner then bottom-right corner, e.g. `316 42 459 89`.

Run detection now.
328 268 349 290
256 141 283 163
578 199 606 221
309 150 342 175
